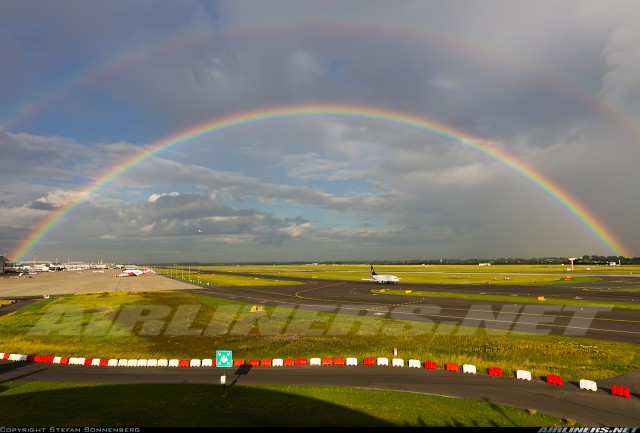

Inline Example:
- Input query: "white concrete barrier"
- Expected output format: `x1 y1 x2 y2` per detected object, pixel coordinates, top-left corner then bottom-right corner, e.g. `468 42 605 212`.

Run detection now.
117 359 128 367
408 359 421 368
202 358 213 367
137 359 148 367
157 359 168 367
377 357 389 366
579 379 598 391
147 359 158 367
91 358 101 366
272 358 284 367
9 354 27 361
190 359 201 367
107 359 118 367
168 359 180 367
53 356 63 364
346 357 358 366
516 369 532 381
310 357 321 366
0 353 4 359
126 359 138 367
392 358 404 367
463 364 477 374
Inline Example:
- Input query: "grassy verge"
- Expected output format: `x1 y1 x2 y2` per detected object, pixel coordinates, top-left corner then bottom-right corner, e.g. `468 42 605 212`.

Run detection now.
181 263 640 281
373 288 640 309
0 381 574 427
1 291 638 381
170 265 604 285
156 269 303 286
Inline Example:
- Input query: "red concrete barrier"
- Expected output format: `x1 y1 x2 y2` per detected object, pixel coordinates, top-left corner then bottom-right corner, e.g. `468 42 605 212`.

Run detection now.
612 385 631 398
546 374 563 385
363 357 375 366
260 358 272 367
321 357 333 366
488 367 503 376
59 357 69 365
248 358 260 367
233 358 245 366
2 353 9 360
284 358 295 366
45 356 54 363
554 374 563 385
27 355 36 362
333 357 345 366
445 363 459 372
178 359 190 367
99 358 109 367
295 357 307 366
423 361 437 370
84 358 93 365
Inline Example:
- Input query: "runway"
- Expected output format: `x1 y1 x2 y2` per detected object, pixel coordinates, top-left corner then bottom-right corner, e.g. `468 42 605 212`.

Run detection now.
1 268 639 426
180 269 640 345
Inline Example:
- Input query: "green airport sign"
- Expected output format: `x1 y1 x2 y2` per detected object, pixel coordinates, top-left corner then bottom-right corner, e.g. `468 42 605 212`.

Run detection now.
216 350 233 368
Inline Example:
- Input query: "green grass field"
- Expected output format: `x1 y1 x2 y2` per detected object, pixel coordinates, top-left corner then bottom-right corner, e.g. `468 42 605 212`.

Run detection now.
159 263 640 286
0 381 573 427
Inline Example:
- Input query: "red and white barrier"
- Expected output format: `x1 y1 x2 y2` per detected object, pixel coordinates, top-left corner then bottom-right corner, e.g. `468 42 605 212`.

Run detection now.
463 364 476 374
408 359 421 368
516 369 532 380
377 357 389 366
392 358 404 367
579 379 597 391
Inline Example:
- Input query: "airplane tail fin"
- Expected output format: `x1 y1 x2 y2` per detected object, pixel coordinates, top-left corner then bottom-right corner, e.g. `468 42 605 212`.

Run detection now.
370 265 377 275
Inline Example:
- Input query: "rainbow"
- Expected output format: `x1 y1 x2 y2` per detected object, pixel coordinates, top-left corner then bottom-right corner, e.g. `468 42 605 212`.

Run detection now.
10 103 632 261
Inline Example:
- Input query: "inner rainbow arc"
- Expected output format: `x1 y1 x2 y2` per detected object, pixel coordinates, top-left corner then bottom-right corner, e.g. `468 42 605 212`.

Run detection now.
10 103 631 262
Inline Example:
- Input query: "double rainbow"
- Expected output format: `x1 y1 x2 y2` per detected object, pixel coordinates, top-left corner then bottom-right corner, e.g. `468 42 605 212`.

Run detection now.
10 103 631 261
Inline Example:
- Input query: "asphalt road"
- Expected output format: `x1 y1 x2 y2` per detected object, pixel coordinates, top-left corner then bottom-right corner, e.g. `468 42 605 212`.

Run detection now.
1 269 639 426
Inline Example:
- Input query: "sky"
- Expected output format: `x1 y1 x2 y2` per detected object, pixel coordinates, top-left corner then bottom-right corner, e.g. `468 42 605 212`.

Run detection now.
1 0 639 264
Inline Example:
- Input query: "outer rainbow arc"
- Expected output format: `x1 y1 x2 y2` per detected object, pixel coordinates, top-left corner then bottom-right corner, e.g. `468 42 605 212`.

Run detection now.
11 103 631 262
5 15 640 152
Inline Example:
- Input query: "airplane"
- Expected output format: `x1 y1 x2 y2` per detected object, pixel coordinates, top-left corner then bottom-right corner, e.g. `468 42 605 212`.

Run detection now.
365 265 400 284
115 268 155 277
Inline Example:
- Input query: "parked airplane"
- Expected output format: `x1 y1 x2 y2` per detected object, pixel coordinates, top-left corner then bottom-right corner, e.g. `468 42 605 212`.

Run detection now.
115 268 155 277
366 265 400 284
